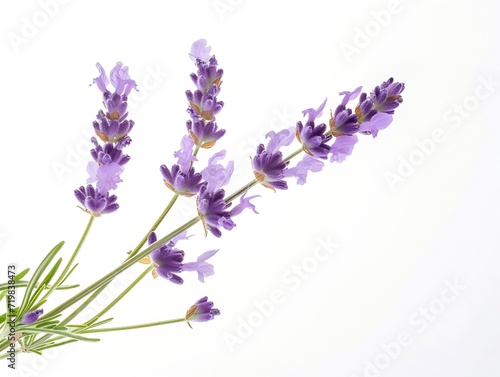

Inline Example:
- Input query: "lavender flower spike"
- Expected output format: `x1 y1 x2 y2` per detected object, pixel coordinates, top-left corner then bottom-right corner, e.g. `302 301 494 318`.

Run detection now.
21 309 43 325
93 62 137 143
186 297 220 324
186 40 225 148
160 136 203 197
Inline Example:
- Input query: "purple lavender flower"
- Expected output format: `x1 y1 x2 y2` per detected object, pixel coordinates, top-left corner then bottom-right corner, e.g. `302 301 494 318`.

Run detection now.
189 39 212 63
187 118 226 149
201 150 234 192
75 62 136 215
187 85 224 121
92 62 137 143
86 161 124 194
252 128 295 191
295 98 332 159
358 112 393 138
196 153 258 237
182 249 219 283
355 78 405 137
89 137 131 166
94 62 137 97
146 232 218 283
196 185 234 238
74 184 119 217
329 105 359 137
284 155 324 185
93 108 134 144
160 136 203 196
21 309 43 325
370 77 405 114
147 232 185 284
185 296 220 323
329 135 358 163
186 40 225 149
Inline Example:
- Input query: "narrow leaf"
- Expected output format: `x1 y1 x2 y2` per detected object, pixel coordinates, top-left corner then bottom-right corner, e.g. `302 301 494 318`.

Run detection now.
18 241 64 319
14 268 30 282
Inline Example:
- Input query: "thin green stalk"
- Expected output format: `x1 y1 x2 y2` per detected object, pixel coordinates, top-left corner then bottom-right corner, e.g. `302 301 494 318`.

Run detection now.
41 215 201 321
82 318 186 333
39 215 95 303
84 265 153 326
128 194 179 259
41 147 306 324
54 195 179 327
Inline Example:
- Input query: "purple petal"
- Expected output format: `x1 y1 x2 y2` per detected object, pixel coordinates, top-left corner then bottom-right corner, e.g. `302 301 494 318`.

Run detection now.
229 192 260 216
284 154 324 185
302 98 327 123
182 249 219 283
190 39 212 62
174 135 197 172
266 127 295 154
329 135 358 163
93 63 110 93
202 150 234 192
95 162 124 193
359 113 393 137
340 86 362 106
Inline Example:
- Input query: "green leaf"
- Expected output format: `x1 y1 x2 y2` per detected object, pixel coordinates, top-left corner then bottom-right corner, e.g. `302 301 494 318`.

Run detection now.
17 241 64 319
14 268 30 282
19 326 100 342
28 257 63 309
26 284 47 312
54 284 80 290
33 339 78 352
86 317 114 329
31 314 62 328
0 290 6 303
59 263 79 286
0 281 80 291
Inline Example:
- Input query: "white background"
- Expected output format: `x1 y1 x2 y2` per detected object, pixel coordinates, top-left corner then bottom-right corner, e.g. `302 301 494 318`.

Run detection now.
1 1 499 376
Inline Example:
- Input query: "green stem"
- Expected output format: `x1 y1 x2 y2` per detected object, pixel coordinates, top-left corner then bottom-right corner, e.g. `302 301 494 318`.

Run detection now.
128 194 179 259
81 318 186 333
84 266 153 326
40 146 305 324
41 216 201 321
55 195 179 327
39 215 94 303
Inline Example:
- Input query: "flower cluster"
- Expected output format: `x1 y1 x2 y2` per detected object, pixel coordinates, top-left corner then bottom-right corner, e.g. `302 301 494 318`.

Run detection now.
252 79 405 190
75 62 137 216
141 231 218 284
186 296 220 325
186 39 225 149
160 40 259 239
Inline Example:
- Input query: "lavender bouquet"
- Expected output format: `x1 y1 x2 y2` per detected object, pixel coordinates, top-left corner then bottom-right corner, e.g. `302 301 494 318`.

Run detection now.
0 39 404 365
